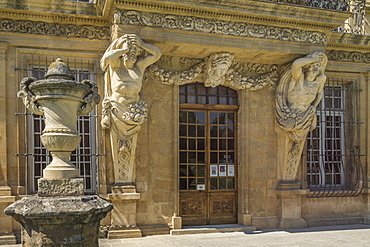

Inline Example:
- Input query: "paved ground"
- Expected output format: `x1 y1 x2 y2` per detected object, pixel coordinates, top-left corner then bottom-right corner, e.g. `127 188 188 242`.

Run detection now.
100 224 370 247
4 224 370 246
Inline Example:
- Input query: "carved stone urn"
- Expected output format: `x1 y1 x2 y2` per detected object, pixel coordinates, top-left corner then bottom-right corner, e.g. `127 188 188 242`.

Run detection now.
5 59 112 247
18 58 100 179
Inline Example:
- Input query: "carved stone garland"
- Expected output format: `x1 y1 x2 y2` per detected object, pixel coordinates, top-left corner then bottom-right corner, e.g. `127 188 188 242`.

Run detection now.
148 53 279 91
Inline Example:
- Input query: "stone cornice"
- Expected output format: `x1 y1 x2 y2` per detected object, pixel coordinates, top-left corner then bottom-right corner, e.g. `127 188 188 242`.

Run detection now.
115 9 327 45
327 50 370 64
0 9 109 26
0 18 110 40
116 0 343 31
326 43 370 52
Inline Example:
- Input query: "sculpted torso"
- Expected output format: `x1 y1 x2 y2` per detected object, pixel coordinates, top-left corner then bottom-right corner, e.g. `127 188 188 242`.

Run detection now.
287 74 325 112
110 60 143 105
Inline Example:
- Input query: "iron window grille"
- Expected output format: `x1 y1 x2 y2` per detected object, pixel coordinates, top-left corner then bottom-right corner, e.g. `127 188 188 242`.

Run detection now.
16 54 102 194
305 77 364 198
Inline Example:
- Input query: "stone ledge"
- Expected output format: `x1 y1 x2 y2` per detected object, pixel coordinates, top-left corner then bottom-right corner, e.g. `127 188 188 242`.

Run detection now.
0 186 12 196
252 216 279 230
170 224 256 235
275 189 309 197
278 218 307 229
0 196 16 203
303 214 364 227
5 195 112 220
108 228 142 239
108 193 141 200
4 195 112 247
0 234 17 245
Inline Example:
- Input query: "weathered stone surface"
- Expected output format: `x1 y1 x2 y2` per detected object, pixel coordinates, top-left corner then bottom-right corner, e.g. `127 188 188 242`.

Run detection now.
4 195 112 247
37 178 84 197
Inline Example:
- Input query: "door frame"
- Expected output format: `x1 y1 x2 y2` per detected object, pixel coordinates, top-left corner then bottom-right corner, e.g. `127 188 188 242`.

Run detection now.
179 103 239 225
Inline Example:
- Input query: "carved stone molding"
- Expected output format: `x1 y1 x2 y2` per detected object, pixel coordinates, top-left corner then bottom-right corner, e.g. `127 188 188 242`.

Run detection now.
116 1 337 30
148 53 279 91
0 19 110 40
327 50 370 63
0 10 108 25
116 10 327 45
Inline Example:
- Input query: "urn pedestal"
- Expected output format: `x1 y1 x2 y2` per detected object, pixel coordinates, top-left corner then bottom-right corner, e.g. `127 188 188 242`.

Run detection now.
5 59 112 246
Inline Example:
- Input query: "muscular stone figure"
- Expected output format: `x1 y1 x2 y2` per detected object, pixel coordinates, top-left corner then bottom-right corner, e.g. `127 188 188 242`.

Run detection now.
101 34 162 184
287 52 327 121
276 51 328 181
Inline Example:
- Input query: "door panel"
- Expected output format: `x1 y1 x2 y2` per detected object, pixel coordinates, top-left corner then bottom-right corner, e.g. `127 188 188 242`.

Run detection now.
179 108 237 225
180 191 207 226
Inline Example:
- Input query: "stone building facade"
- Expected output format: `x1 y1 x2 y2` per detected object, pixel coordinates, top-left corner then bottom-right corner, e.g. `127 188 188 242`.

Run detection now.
1 0 370 244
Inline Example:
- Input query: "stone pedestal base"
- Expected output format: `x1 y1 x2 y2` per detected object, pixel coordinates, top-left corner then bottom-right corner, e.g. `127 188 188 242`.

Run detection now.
276 186 308 230
0 186 16 245
37 178 84 196
172 214 182 230
107 184 141 238
238 213 252 226
279 217 307 229
4 195 112 246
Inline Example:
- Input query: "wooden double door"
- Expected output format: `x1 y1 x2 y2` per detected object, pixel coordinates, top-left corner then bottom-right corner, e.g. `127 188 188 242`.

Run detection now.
179 105 238 226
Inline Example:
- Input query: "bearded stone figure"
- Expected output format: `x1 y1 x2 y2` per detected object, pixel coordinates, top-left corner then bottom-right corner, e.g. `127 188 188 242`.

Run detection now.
276 51 328 183
101 34 162 184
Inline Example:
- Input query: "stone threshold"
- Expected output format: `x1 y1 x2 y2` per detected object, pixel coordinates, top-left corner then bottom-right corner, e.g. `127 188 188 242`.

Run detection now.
170 224 256 235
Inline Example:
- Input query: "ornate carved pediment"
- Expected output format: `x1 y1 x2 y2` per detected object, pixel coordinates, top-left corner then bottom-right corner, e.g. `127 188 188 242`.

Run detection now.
148 53 278 91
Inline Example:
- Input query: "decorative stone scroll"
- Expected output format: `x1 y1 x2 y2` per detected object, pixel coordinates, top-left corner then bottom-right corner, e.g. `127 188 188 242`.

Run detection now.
115 9 327 45
0 18 110 40
101 34 162 185
327 50 370 63
276 52 328 182
148 53 279 91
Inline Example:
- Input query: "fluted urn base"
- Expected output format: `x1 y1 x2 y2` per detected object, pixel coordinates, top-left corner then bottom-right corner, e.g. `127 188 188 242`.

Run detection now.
41 133 81 179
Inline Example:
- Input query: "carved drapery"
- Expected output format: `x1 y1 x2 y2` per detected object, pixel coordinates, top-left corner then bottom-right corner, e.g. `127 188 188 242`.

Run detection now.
101 34 162 185
275 52 328 182
148 54 279 91
115 9 327 45
0 18 109 40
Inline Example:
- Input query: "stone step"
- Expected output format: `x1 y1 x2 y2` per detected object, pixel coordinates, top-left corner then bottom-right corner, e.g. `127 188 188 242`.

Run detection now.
139 224 171 236
0 234 17 245
108 228 142 239
170 224 256 235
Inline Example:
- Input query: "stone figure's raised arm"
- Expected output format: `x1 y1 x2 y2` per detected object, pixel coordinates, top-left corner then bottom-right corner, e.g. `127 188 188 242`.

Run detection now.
101 45 130 70
291 52 325 82
133 35 162 68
